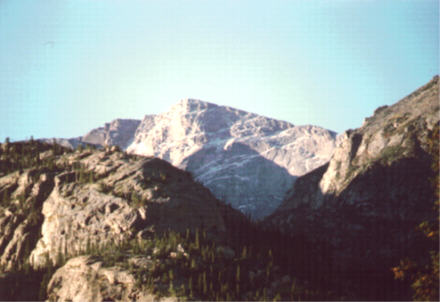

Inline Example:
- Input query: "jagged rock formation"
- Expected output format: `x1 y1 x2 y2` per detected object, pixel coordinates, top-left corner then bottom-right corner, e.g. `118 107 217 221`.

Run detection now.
46 256 176 302
47 100 336 219
265 76 439 299
82 118 141 149
0 143 240 271
0 140 316 301
1 142 266 301
0 141 335 302
41 119 140 150
2 76 437 300
126 99 337 218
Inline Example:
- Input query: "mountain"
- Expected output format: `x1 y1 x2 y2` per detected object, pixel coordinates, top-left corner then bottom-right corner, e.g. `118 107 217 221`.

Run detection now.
0 142 242 271
0 141 335 301
82 118 141 149
2 78 438 301
265 76 439 300
45 100 337 219
40 118 140 150
126 99 337 218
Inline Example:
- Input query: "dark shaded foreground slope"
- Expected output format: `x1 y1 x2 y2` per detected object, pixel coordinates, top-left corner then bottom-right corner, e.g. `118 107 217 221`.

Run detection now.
265 76 440 300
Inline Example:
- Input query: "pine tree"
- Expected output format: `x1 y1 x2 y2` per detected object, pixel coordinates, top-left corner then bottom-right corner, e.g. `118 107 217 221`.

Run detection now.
195 229 200 250
202 271 208 295
131 191 140 207
89 172 94 183
1 190 8 207
241 246 247 259
79 167 85 183
188 276 193 298
392 124 440 301
290 279 297 300
235 264 240 295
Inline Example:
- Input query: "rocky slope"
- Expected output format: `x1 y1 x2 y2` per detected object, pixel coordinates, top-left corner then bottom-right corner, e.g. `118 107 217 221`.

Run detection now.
0 141 322 302
0 142 238 271
265 76 439 299
82 118 141 149
47 100 337 219
41 118 140 150
41 102 336 219
45 255 176 302
126 99 337 218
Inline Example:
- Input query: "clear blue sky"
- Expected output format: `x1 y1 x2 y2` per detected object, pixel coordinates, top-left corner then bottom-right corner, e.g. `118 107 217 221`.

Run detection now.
1 0 438 142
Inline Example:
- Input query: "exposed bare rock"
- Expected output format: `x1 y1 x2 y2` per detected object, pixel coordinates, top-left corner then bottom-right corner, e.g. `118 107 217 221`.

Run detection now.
0 141 254 301
0 170 53 271
28 150 228 267
82 118 141 149
39 100 336 219
0 142 239 272
47 256 176 302
127 99 337 218
270 76 439 217
265 76 440 297
318 76 439 200
39 119 140 150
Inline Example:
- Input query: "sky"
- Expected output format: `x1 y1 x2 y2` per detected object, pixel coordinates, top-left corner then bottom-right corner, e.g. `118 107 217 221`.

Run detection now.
0 0 438 142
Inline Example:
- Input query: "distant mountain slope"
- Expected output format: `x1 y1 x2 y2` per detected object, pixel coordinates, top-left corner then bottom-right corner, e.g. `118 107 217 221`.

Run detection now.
127 99 337 218
265 76 439 300
40 118 140 150
82 118 140 149
49 100 337 219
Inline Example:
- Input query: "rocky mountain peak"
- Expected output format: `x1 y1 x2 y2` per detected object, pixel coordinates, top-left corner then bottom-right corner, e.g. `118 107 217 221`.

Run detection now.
171 98 219 114
82 118 140 149
127 100 336 218
42 99 337 219
317 75 439 202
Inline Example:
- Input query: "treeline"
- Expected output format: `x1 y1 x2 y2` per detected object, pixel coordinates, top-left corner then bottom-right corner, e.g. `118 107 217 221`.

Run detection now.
0 139 68 175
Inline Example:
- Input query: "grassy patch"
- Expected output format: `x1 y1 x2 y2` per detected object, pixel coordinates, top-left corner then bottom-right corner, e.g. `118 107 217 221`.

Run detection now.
379 145 405 165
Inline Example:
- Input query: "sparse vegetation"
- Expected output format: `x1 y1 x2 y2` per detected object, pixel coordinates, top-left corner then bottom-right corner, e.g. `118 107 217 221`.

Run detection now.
379 145 405 164
1 124 438 302
0 140 68 176
392 124 439 301
48 226 329 301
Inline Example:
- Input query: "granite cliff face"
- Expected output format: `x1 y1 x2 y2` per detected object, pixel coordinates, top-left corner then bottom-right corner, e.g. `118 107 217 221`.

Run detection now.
126 99 337 218
266 76 439 299
271 76 439 217
46 256 177 302
0 142 255 301
0 143 239 271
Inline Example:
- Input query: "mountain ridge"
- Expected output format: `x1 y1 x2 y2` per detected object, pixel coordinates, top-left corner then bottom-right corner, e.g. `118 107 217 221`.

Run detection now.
127 99 337 218
264 75 439 300
1 78 438 301
41 99 337 219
